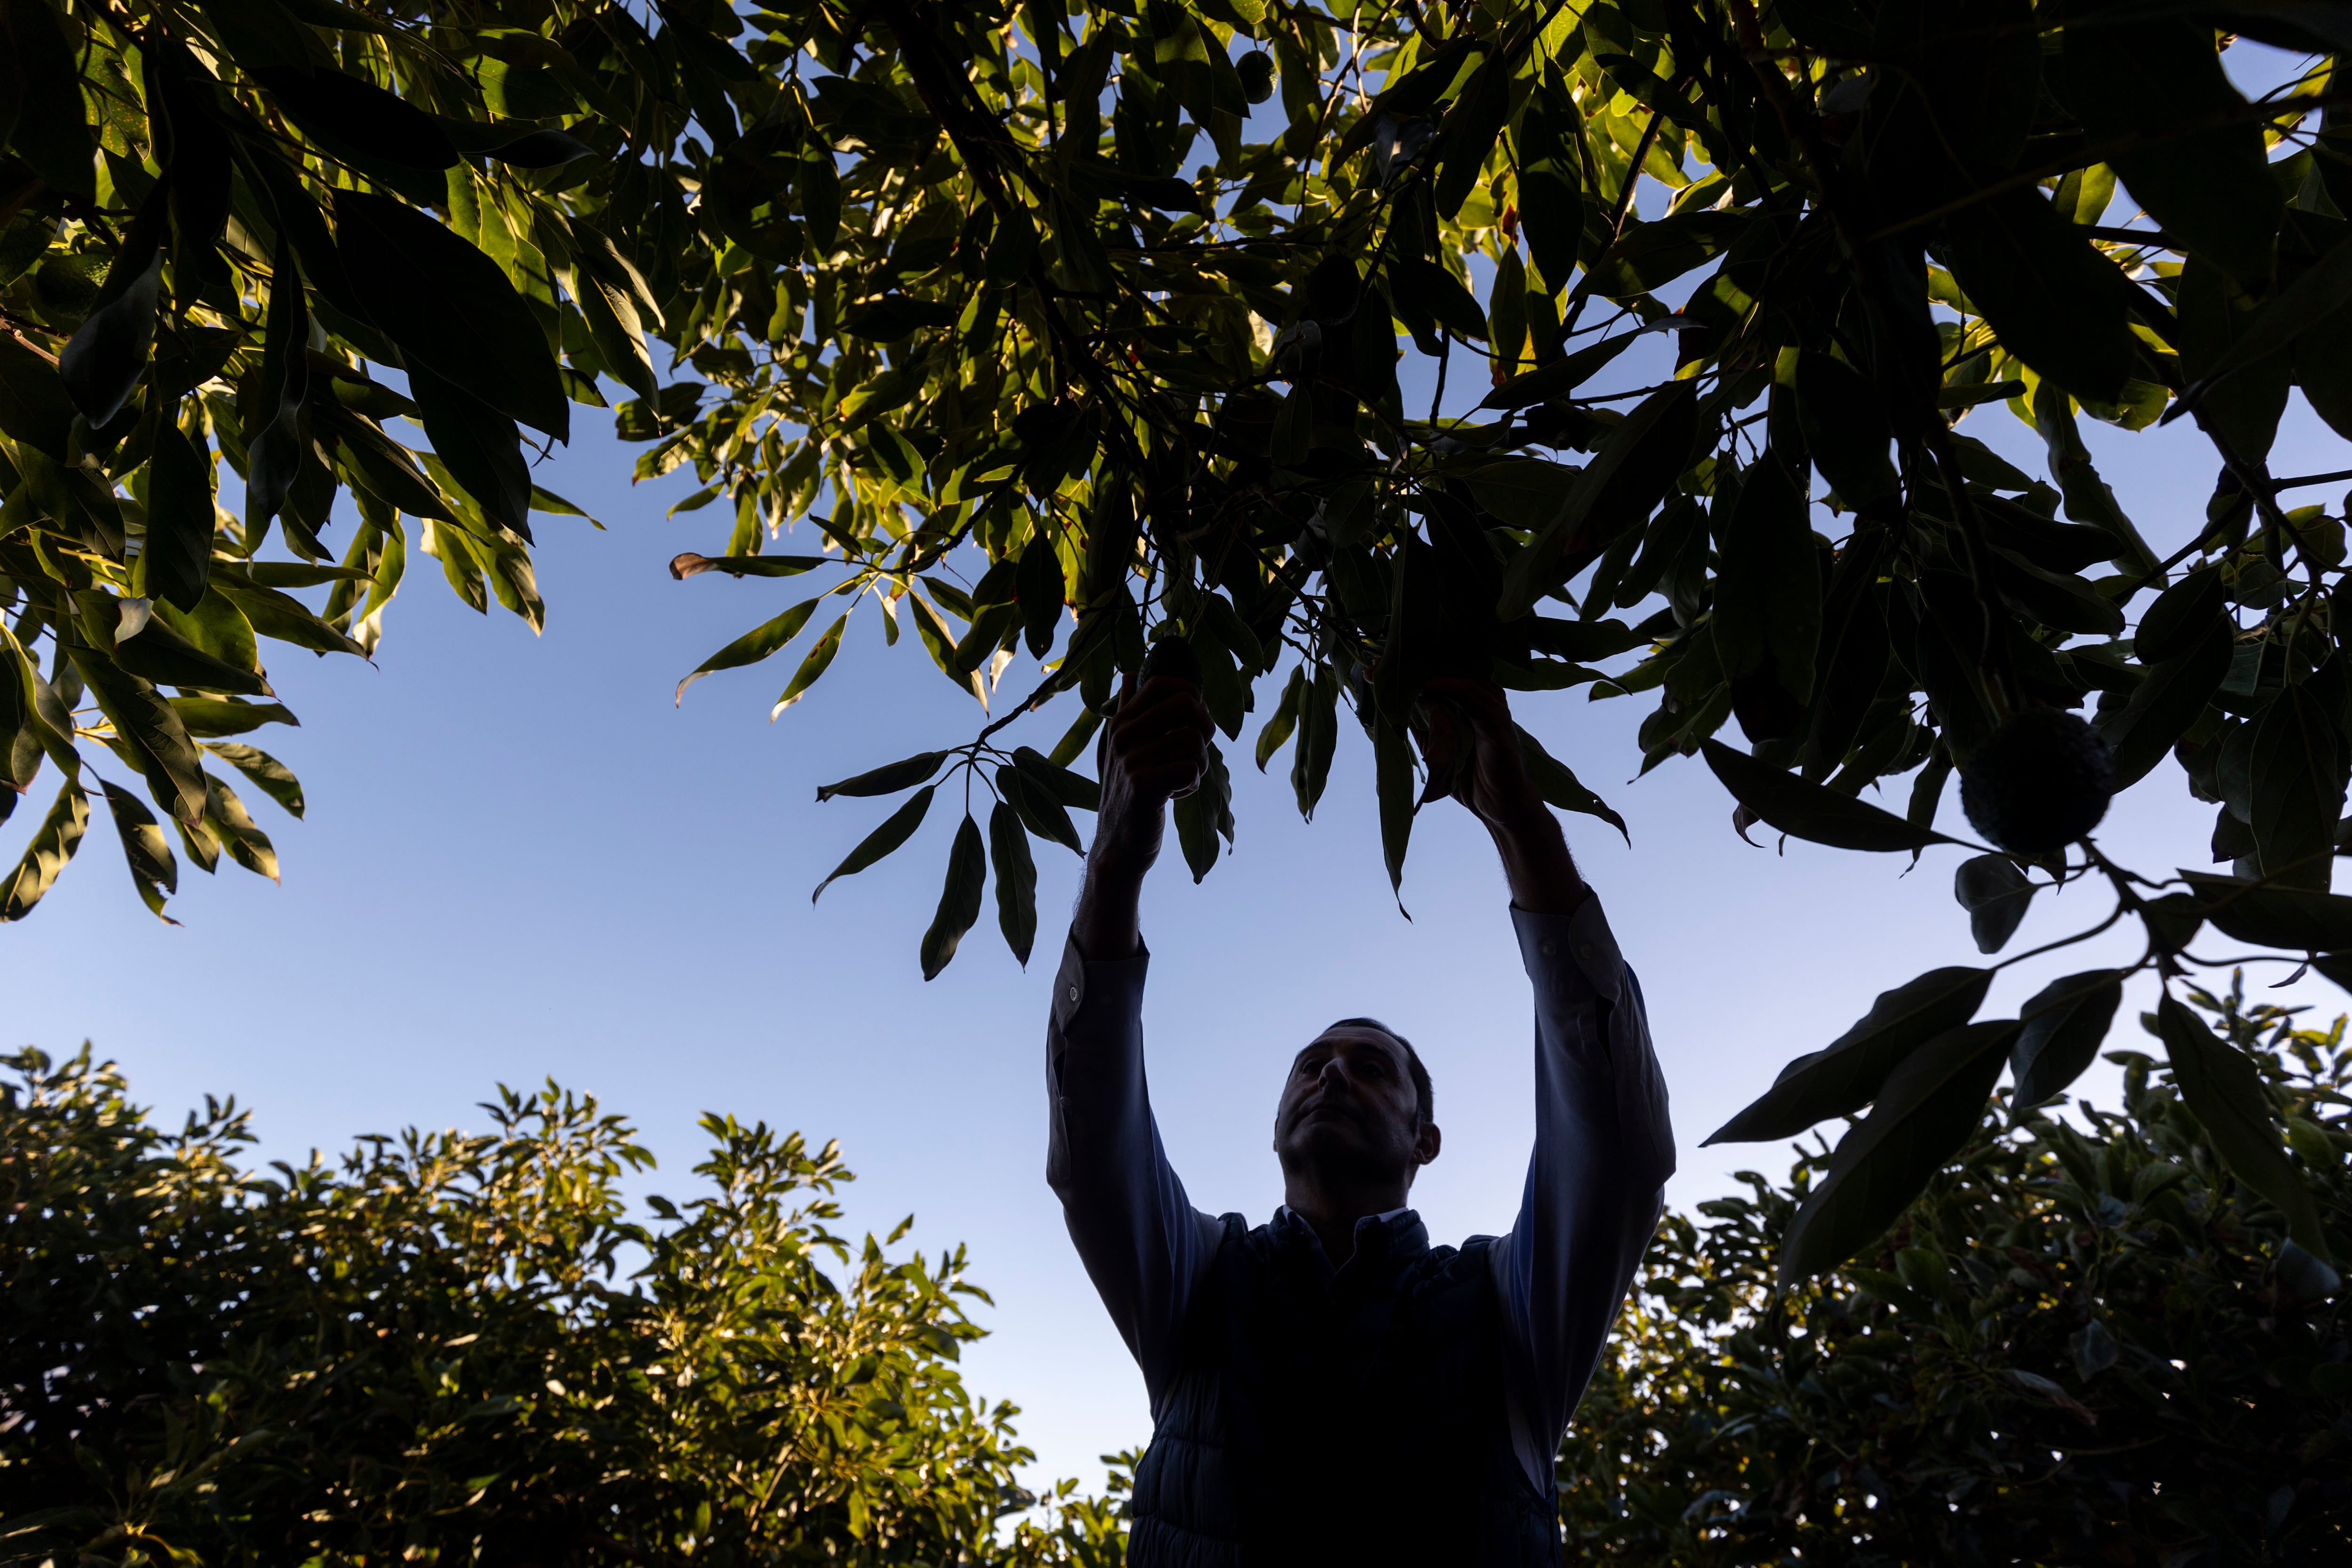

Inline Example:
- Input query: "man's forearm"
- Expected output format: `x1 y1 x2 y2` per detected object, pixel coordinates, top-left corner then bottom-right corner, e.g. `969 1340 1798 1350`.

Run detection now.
1071 854 1147 961
1488 803 1589 916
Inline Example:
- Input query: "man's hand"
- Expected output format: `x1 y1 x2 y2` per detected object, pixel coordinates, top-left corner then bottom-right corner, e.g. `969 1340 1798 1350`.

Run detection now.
1414 678 1589 916
1071 671 1216 959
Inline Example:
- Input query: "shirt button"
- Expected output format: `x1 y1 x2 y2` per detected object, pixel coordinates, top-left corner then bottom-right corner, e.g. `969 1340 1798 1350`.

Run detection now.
1538 940 1557 958
1066 983 1081 1003
1578 943 1598 961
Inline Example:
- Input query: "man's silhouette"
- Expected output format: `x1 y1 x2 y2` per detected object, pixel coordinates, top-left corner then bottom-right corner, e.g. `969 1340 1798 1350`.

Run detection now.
1046 667 1673 1565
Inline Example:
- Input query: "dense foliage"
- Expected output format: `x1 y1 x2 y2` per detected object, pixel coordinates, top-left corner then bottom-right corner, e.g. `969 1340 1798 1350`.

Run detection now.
0 1047 1124 1565
1560 978 2352 1565
9 0 2352 1278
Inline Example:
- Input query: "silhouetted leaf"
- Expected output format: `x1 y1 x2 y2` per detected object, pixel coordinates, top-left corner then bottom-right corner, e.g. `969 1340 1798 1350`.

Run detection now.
1779 1020 2018 1282
919 813 986 979
989 800 1036 967
812 785 935 902
1955 854 2035 953
1708 966 1994 1144
817 752 947 802
2010 969 2123 1111
1702 740 1957 853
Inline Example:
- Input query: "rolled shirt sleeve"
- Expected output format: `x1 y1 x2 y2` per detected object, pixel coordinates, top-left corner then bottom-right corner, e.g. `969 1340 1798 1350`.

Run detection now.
1488 896 1675 1491
1044 935 1223 1412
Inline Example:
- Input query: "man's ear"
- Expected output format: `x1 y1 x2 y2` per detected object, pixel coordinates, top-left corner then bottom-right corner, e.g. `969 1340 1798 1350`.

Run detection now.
1415 1121 1442 1166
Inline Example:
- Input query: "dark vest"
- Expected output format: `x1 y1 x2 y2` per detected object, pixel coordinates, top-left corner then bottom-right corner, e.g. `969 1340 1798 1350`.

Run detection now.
1126 1208 1558 1568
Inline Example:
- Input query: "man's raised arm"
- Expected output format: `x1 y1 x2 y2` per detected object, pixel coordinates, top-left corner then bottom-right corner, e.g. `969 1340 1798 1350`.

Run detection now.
1419 680 1676 1489
1045 669 1222 1407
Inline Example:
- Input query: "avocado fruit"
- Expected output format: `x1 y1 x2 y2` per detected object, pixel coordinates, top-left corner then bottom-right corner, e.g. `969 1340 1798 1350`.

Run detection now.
1141 633 1201 689
1959 708 2115 856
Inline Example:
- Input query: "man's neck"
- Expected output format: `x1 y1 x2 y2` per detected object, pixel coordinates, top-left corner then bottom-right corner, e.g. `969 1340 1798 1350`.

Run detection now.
1282 1180 1411 1267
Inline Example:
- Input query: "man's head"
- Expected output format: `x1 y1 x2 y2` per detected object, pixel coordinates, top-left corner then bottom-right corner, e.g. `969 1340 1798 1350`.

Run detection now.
1271 1018 1441 1192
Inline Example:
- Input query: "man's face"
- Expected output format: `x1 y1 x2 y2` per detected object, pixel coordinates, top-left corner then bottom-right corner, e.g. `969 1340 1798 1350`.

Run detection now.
1271 1027 1440 1187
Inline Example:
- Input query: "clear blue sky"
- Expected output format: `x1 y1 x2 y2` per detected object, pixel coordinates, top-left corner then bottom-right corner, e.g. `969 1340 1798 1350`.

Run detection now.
10 44 2346 1498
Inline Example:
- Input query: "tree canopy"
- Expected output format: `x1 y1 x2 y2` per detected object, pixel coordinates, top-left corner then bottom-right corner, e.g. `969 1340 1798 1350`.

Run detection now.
0 1043 1127 1564
1560 977 2352 1564
6 0 2352 1282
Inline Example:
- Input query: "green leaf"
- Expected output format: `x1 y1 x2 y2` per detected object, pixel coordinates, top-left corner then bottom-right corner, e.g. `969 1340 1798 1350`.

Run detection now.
1590 210 1752 299
669 553 830 580
1954 854 2036 953
675 596 821 704
67 645 207 826
57 187 166 426
1465 457 1583 527
1171 741 1234 884
203 741 304 818
0 333 79 459
1000 764 1083 855
817 751 948 802
208 574 368 659
0 778 89 921
2058 19 2280 290
98 777 178 923
409 365 532 542
5 0 96 201
1778 1020 2017 1283
2010 969 2124 1111
1390 257 1487 341
812 785 936 902
2096 616 2233 789
1517 167 1583 296
252 64 461 169
2158 994 2330 1262
1431 58 1509 221
334 189 568 442
1017 532 1065 659
770 613 848 718
919 813 987 980
2177 257 2291 462
1011 747 1100 812
1256 666 1306 770
1291 663 1339 820
2176 233 2352 415
1374 715 1414 913
2136 566 2220 658
907 593 987 708
989 800 1037 967
1943 187 2135 404
1796 353 1898 507
1479 331 1638 412
135 419 216 613
1499 382 1696 618
2248 684 2344 891
1706 966 1994 1144
1713 456 1821 735
83 596 271 698
2181 871 2352 952
170 705 299 743
1515 724 1629 844
1701 739 1955 853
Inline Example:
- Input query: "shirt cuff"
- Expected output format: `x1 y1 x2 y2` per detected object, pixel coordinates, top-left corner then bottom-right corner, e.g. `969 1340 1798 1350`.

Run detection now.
1510 896 1624 1003
1049 932 1152 1035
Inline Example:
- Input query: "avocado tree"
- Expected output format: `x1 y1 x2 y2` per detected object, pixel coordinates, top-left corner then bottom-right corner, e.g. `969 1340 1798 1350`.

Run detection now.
1558 979 2352 1563
8 0 2352 1283
0 1043 1130 1563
